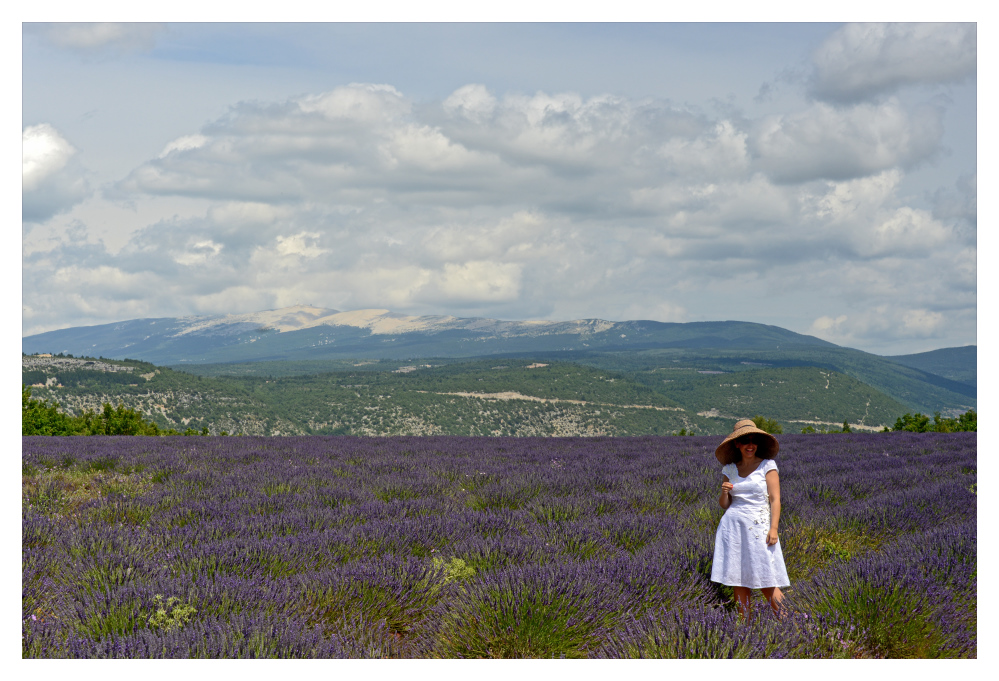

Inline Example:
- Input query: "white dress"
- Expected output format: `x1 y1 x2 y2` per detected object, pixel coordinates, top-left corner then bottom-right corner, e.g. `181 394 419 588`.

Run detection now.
710 458 790 589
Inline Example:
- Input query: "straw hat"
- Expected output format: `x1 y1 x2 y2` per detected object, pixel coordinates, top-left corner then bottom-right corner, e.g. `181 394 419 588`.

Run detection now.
714 419 780 465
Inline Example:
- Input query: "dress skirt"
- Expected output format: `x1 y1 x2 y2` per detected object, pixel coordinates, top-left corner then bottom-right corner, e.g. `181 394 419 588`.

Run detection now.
710 458 790 589
710 505 790 588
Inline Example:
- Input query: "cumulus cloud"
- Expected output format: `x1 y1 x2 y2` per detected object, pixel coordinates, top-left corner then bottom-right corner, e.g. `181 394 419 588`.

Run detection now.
274 232 329 259
423 261 523 304
750 100 943 183
25 22 167 56
23 124 74 191
810 23 977 103
115 83 509 205
117 83 948 224
173 239 222 267
808 305 953 351
862 207 950 257
443 84 497 122
23 81 975 352
22 124 90 223
656 121 749 180
799 170 953 259
440 89 709 180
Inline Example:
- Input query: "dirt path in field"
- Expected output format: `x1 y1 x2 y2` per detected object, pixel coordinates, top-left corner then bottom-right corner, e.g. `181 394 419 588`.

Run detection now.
787 419 885 432
417 390 685 411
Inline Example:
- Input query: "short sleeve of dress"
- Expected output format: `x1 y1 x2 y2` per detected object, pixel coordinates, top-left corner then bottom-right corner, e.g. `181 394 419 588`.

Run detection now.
763 459 779 474
721 463 736 479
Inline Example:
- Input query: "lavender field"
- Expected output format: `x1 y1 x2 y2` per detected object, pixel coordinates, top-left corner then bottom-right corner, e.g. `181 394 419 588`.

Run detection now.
22 433 976 658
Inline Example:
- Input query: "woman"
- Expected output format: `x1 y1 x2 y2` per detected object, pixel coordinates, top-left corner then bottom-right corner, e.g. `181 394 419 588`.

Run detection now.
711 419 789 620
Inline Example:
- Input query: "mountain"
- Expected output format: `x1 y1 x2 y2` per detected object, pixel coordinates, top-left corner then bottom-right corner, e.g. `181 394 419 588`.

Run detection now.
22 305 835 365
885 346 977 388
22 305 975 417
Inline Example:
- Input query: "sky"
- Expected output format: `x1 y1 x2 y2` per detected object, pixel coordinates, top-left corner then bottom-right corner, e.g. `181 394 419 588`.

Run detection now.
21 20 978 355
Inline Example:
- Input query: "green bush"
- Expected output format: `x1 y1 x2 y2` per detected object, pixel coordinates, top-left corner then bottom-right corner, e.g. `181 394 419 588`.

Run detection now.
147 595 197 631
22 387 78 435
22 386 182 436
751 415 783 434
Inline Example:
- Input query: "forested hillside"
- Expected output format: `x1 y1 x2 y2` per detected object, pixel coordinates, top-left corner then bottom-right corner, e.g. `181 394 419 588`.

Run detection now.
886 345 977 388
23 310 974 418
561 346 975 417
24 354 915 436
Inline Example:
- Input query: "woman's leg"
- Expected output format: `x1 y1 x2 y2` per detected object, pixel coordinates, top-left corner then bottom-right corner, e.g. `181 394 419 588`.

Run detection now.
760 587 784 616
732 586 752 620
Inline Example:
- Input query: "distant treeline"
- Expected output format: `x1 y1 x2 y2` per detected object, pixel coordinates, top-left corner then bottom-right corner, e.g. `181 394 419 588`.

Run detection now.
799 410 976 434
24 382 976 438
890 410 976 433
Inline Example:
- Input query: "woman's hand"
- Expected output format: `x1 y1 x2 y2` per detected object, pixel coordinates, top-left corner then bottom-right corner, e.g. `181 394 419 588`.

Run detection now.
765 470 781 547
718 478 733 509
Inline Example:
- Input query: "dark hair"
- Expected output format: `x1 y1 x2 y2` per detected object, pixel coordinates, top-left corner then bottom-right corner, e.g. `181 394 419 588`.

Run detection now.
724 434 777 464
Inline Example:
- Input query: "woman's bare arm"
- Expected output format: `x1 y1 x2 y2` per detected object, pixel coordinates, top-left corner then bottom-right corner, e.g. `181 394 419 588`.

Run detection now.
719 475 733 509
765 469 781 545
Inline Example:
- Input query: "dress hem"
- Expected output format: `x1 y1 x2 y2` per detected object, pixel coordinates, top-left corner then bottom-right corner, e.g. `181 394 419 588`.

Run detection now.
709 579 791 589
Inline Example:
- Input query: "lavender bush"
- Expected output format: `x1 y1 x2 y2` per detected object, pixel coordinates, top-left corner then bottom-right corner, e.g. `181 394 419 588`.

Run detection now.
22 433 976 658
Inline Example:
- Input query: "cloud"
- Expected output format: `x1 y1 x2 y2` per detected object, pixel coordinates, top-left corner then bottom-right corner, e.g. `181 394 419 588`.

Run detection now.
159 135 209 157
25 23 167 56
117 83 946 221
24 82 975 353
115 83 506 205
749 100 943 183
422 261 523 304
656 121 749 180
440 89 708 179
862 207 950 257
810 23 977 103
22 124 90 223
443 84 497 122
22 124 74 192
801 170 952 259
933 172 977 231
207 201 287 226
173 240 223 267
808 305 953 351
274 232 329 259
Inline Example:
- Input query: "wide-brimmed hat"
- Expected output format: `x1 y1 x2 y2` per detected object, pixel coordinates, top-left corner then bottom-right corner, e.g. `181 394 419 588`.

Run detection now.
714 419 780 465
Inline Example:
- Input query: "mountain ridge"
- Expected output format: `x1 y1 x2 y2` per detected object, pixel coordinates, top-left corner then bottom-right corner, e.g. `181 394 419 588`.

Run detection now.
885 345 977 388
22 305 836 365
22 306 975 417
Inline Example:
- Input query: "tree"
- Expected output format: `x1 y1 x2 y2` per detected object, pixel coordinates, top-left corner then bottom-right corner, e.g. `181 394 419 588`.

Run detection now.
22 386 182 436
891 409 975 433
841 420 851 433
751 415 783 434
930 409 977 433
893 413 931 433
76 402 163 436
957 409 977 432
22 387 78 435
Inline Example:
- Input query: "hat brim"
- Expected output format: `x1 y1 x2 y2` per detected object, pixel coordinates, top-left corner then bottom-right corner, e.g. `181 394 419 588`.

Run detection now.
714 424 780 465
